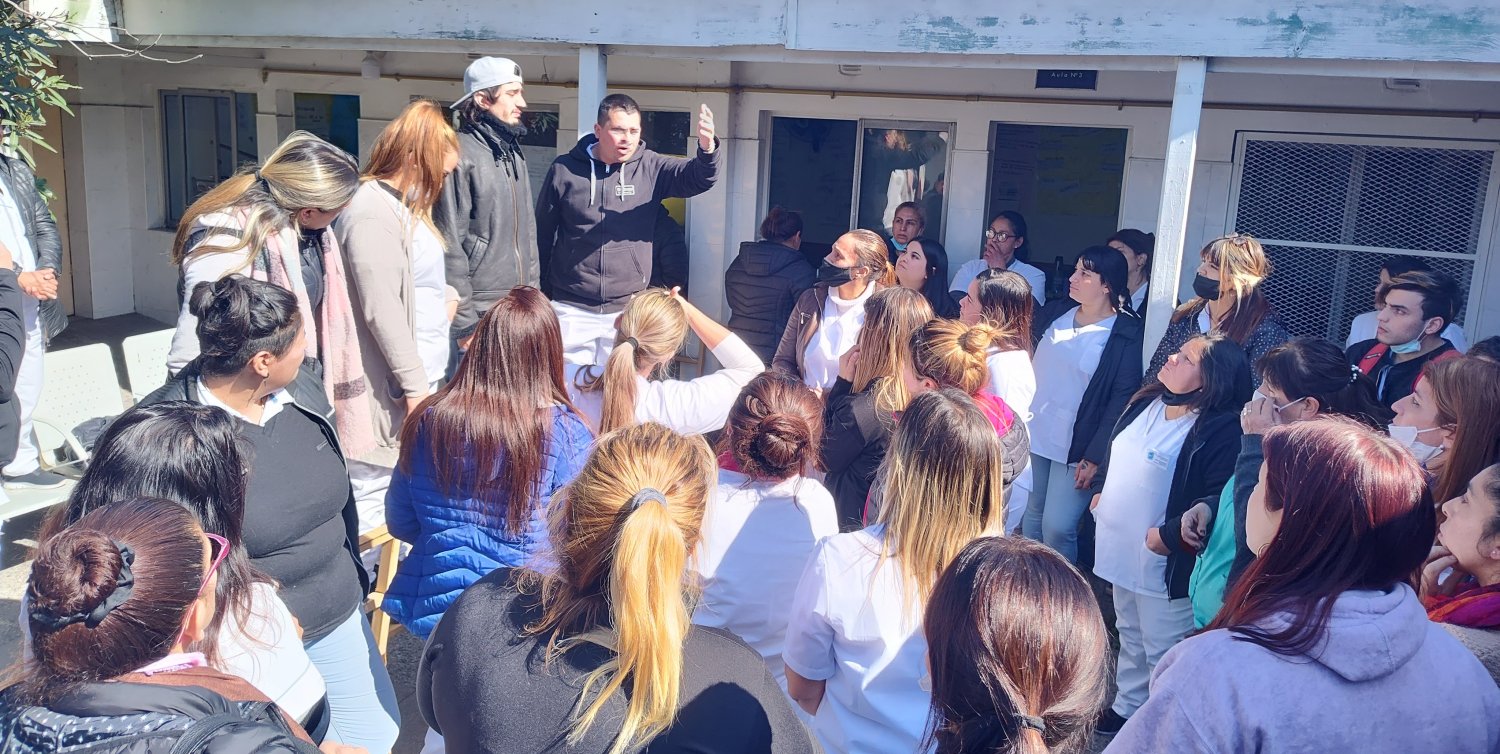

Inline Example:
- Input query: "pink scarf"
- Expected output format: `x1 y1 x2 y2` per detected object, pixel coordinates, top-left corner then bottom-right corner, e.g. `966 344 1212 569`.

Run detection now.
254 223 376 459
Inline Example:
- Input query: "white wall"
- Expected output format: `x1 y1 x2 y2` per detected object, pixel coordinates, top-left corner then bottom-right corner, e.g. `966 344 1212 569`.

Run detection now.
59 48 1500 339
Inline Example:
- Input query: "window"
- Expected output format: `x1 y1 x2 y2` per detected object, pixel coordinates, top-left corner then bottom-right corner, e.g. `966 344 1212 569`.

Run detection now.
642 110 692 157
518 107 560 204
987 123 1127 300
764 117 951 260
161 90 258 226
293 93 361 156
1230 133 1494 340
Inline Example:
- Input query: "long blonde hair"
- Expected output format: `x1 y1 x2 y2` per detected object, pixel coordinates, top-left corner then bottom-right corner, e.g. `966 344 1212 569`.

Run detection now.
851 287 933 413
524 422 715 754
362 99 458 229
875 389 1006 615
577 289 688 433
1174 233 1275 344
171 132 359 265
908 318 1006 398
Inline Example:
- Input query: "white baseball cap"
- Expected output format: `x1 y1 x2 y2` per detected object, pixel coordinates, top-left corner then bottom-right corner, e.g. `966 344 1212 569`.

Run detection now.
456 57 524 104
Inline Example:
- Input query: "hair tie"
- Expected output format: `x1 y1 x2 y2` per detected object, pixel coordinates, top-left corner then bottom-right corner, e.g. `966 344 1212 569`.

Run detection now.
620 336 640 351
1349 363 1362 385
625 487 667 513
1017 714 1046 734
28 540 136 631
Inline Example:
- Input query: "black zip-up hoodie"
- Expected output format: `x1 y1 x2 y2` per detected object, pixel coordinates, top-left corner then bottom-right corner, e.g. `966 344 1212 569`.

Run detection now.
535 134 720 312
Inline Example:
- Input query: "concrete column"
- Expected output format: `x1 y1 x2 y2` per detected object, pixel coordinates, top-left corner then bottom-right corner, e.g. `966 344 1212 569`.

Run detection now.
1143 57 1207 356
576 46 607 138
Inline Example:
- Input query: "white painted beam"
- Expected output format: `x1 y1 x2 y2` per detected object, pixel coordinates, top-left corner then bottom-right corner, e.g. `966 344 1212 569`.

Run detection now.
1144 57 1207 357
577 46 607 146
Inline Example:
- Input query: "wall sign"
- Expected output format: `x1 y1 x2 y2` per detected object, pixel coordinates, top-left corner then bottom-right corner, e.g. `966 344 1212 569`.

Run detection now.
1035 70 1099 90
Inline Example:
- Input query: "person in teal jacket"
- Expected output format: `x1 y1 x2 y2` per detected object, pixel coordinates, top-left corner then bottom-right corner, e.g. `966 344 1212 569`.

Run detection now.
1184 337 1390 626
384 286 594 640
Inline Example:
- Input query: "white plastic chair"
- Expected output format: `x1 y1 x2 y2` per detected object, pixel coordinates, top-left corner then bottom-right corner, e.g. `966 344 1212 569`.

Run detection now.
121 329 175 403
0 481 77 529
32 343 128 478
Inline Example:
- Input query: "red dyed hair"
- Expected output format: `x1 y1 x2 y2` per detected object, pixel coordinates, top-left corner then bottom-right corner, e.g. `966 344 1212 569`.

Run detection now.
1208 416 1434 656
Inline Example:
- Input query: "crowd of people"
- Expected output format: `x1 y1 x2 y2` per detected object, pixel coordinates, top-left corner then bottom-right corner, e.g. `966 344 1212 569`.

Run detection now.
1 54 1498 754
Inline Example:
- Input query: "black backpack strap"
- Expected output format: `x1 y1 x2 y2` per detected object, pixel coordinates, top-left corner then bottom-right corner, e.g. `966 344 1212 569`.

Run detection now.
169 711 249 754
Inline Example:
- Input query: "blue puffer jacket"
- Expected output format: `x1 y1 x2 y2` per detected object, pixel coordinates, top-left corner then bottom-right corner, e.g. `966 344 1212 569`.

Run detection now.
383 405 593 639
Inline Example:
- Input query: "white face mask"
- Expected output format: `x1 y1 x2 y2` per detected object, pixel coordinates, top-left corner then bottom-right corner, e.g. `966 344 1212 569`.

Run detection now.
1388 423 1446 465
1254 390 1308 415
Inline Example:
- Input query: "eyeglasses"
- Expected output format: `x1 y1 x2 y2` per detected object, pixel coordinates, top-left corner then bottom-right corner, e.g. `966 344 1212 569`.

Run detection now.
984 229 1017 242
195 532 231 599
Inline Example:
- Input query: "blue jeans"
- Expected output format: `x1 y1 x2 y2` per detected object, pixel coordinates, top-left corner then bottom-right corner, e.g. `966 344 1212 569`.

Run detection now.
1022 454 1093 564
304 608 401 753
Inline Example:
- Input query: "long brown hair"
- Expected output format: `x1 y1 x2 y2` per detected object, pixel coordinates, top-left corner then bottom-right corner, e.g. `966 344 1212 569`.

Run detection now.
1208 418 1433 655
1423 357 1500 505
1171 233 1274 345
851 287 933 413
399 286 588 535
362 99 459 231
14 498 206 705
171 131 359 265
973 268 1034 355
522 422 715 754
720 372 823 482
925 537 1108 754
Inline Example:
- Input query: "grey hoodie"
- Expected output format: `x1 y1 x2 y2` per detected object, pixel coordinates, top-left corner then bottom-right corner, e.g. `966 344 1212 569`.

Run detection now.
1107 585 1500 753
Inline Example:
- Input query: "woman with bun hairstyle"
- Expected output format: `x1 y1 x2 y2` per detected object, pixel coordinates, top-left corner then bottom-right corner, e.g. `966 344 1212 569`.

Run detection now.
1108 419 1500 753
901 318 1032 513
0 498 348 753
168 131 373 458
384 286 593 640
1144 233 1289 389
725 206 816 363
1086 333 1250 735
1024 245 1143 564
785 389 1007 753
38 402 327 732
1107 229 1155 316
139 275 398 753
893 236 960 319
925 536 1109 754
419 422 815 754
693 372 838 688
569 287 764 436
333 99 461 498
821 287 933 529
1182 336 1391 627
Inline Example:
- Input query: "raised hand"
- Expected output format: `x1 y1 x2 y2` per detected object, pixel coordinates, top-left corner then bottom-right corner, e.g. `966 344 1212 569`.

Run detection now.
698 104 716 153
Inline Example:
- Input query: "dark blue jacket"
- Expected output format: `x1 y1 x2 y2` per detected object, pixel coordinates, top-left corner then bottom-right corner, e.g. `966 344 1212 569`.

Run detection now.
382 405 593 639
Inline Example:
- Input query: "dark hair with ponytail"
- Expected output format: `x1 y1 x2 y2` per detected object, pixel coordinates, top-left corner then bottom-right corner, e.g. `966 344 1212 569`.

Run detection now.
924 536 1109 754
719 372 823 482
759 206 804 244
18 498 207 705
39 401 261 668
1075 245 1132 314
188 275 302 379
1256 337 1392 428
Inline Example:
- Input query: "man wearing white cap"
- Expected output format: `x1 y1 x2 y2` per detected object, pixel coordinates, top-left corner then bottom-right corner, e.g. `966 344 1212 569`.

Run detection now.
434 56 538 377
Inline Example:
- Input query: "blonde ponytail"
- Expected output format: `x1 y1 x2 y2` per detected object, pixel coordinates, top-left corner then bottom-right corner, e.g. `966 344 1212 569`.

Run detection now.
526 422 714 754
579 290 688 434
908 319 994 398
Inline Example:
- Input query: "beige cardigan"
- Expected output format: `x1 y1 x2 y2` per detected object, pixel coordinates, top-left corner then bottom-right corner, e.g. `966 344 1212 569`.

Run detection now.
333 180 441 466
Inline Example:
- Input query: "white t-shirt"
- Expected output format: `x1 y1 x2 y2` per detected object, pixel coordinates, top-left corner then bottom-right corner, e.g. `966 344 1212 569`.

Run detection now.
691 470 838 688
949 258 1047 305
803 284 875 390
1029 307 1118 463
219 582 327 721
565 333 765 436
403 206 452 386
1346 310 1468 353
985 348 1036 423
1091 400 1197 596
783 525 933 754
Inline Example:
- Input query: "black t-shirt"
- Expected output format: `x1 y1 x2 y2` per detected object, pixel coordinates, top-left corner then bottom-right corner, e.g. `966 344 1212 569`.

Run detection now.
418 568 818 754
1346 338 1457 408
238 404 362 641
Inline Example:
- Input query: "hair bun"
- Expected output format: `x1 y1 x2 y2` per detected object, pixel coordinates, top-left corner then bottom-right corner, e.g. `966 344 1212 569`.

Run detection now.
28 529 127 630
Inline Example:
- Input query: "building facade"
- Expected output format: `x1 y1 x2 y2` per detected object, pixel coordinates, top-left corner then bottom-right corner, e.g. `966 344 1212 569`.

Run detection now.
34 0 1500 350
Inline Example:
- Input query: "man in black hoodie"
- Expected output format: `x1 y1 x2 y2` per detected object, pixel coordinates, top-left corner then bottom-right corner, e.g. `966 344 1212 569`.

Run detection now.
434 57 539 376
536 94 721 364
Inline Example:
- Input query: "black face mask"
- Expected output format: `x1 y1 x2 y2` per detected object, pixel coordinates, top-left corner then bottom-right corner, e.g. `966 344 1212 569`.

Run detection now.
1160 388 1201 407
817 260 854 287
1192 274 1221 301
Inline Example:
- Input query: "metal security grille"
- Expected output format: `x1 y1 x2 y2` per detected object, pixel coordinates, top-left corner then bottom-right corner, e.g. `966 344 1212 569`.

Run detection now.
1228 133 1498 341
